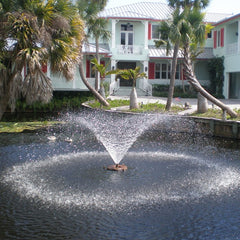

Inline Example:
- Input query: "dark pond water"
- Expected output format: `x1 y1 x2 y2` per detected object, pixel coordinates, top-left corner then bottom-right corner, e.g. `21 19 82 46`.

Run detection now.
0 112 240 240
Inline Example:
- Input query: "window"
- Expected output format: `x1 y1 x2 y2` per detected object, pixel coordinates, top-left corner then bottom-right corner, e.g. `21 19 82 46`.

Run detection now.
175 64 180 79
155 63 161 79
154 63 180 80
90 63 96 78
154 63 170 79
217 30 221 47
121 23 133 31
86 59 96 78
161 63 167 79
213 28 224 48
152 25 160 39
207 31 212 39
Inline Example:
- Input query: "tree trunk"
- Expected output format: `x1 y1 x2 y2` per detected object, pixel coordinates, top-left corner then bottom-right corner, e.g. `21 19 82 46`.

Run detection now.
95 37 100 91
99 80 106 99
0 67 22 120
183 44 237 118
130 87 139 109
78 61 109 107
165 41 179 111
197 92 208 113
0 94 9 120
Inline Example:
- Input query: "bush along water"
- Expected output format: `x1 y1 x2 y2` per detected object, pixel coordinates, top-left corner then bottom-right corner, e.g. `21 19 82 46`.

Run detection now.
2 91 93 121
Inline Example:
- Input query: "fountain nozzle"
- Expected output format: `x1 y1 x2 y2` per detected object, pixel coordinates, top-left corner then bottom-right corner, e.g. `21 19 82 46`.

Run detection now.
107 164 127 171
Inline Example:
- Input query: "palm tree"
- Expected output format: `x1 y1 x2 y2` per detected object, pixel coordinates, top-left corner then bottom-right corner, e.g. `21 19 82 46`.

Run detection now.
77 0 110 91
155 7 184 111
118 67 147 109
181 6 237 117
165 0 237 118
0 0 85 119
76 0 110 107
91 58 118 99
87 17 111 91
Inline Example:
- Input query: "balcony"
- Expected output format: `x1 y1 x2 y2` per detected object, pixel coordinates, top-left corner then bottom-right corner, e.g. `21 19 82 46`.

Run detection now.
116 45 144 55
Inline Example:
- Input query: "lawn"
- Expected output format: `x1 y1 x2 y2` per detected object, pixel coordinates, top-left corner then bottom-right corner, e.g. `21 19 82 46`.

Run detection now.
88 99 184 113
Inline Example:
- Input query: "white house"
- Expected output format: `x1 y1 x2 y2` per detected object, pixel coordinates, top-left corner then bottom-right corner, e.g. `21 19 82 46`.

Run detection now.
49 2 238 99
213 13 240 99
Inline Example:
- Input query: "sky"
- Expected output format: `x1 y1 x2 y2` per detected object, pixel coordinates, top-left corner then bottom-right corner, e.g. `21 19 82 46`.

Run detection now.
106 0 240 14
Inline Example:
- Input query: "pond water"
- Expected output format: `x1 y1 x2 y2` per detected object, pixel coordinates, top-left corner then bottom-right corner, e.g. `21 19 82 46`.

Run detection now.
0 111 240 240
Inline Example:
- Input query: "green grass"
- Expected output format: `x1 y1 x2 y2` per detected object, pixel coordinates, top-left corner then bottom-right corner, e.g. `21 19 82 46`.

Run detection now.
88 99 130 110
88 99 240 121
0 121 61 133
191 108 240 121
88 99 184 113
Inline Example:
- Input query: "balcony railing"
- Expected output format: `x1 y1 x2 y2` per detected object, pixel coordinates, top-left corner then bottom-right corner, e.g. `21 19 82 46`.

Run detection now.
117 45 144 55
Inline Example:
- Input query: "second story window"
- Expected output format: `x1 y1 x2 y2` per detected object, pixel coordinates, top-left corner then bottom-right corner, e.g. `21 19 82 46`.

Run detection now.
207 31 212 39
120 23 134 53
213 28 224 48
152 25 160 39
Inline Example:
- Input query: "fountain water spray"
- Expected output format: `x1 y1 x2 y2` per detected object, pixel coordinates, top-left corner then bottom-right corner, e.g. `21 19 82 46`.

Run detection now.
72 110 162 170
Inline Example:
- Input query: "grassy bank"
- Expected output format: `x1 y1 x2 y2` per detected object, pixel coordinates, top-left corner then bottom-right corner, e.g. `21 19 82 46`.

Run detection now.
191 108 240 121
0 121 61 133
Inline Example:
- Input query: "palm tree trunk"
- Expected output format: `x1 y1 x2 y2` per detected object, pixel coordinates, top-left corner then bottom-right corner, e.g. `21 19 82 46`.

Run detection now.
95 37 100 91
0 94 9 120
78 61 109 107
183 44 237 118
0 67 22 120
130 87 139 109
165 41 179 111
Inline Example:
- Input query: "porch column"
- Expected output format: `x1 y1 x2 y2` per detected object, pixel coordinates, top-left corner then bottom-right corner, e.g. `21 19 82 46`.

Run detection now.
112 19 116 49
238 20 240 53
144 21 148 50
224 72 229 99
111 59 116 83
143 60 148 77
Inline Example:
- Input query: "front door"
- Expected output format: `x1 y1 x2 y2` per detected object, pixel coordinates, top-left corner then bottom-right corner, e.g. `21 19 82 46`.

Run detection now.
118 62 136 87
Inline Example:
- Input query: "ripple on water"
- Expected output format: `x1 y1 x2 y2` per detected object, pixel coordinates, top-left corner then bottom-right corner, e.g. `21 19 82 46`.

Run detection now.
2 150 240 213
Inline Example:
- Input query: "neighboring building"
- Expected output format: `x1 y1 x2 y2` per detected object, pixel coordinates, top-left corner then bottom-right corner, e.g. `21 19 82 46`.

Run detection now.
213 13 240 99
49 2 237 99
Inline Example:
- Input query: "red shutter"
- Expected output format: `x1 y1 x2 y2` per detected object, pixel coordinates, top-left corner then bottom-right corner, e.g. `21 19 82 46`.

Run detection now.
41 63 47 73
148 62 155 79
213 30 217 49
148 23 152 40
220 28 224 47
86 60 90 78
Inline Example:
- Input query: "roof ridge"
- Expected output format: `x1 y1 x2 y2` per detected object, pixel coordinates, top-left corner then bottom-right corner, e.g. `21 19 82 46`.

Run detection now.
105 1 169 10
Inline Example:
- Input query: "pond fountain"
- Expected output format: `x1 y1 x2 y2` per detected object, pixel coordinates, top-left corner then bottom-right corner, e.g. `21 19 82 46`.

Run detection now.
0 110 240 240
